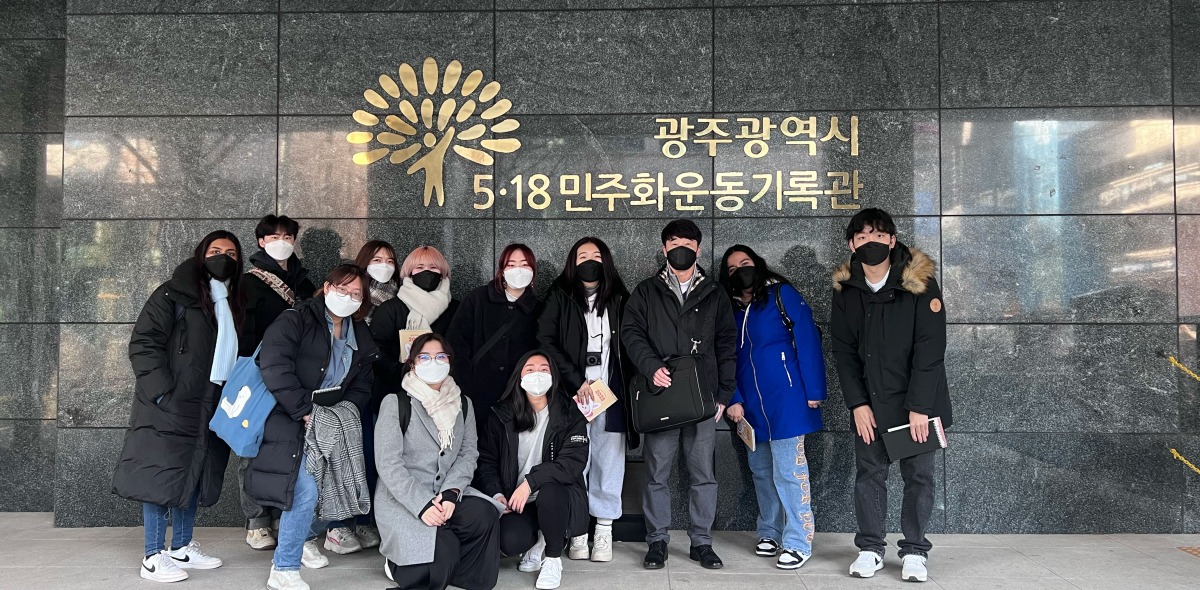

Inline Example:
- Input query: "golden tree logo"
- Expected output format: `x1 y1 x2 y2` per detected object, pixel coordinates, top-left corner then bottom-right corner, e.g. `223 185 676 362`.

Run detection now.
347 57 521 206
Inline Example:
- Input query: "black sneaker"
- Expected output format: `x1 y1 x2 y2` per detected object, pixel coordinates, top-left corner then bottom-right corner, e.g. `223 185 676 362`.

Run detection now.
776 549 810 570
644 540 668 570
755 538 780 557
689 544 724 569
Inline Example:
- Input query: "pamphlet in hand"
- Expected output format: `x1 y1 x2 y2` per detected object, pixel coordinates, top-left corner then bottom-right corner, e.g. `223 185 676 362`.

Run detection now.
736 418 756 452
399 329 431 362
576 379 617 422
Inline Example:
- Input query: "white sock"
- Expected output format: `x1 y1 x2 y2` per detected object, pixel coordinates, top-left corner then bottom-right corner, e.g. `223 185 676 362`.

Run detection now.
596 519 613 533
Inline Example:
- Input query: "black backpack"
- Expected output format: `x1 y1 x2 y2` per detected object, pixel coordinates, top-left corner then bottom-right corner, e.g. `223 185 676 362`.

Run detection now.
392 392 468 435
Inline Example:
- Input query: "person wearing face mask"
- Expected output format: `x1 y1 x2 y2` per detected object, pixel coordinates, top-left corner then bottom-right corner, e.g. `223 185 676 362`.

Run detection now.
244 265 381 590
370 245 459 403
310 240 404 556
374 333 501 590
831 208 952 584
535 236 634 563
238 215 318 551
474 352 589 590
621 219 737 571
718 245 826 571
447 243 541 426
112 231 244 583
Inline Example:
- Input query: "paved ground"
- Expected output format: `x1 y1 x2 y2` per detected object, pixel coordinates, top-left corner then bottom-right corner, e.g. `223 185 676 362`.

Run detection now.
3 513 1200 589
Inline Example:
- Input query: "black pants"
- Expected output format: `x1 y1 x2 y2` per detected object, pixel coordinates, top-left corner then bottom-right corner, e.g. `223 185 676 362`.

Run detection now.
387 497 500 590
853 434 936 557
498 482 571 559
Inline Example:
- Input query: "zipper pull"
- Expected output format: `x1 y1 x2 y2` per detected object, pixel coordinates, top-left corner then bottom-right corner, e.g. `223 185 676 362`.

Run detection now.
691 338 701 354
781 351 786 361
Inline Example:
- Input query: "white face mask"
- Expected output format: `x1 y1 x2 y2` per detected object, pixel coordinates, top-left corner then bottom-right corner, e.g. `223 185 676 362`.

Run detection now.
367 262 395 284
325 291 361 318
414 362 451 385
263 240 294 261
521 371 553 397
504 267 534 290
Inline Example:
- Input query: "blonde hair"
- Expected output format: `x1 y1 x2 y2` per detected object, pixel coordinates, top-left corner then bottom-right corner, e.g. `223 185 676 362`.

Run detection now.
400 245 451 279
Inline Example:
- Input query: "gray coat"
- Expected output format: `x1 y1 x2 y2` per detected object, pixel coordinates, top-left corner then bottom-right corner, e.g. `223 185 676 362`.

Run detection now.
374 389 501 566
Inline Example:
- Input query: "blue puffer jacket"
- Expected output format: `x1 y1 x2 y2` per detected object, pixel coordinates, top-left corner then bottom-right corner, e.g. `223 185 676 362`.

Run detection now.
729 283 826 443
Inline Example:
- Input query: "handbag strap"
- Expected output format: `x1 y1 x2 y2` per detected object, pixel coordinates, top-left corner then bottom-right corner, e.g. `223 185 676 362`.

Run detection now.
472 316 518 365
774 285 796 351
249 267 297 306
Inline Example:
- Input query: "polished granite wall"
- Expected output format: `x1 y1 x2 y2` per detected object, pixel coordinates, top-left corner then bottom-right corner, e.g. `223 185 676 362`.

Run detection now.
2 0 1200 533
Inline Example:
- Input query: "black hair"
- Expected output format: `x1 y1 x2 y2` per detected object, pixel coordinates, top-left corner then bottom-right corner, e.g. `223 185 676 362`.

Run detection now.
192 230 246 328
660 219 702 245
321 263 373 321
404 332 456 373
497 350 561 433
844 208 897 242
255 215 300 241
555 236 628 316
718 244 790 304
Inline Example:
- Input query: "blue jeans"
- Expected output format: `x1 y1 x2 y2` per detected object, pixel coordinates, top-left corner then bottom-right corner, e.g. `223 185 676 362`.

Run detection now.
273 457 326 571
143 490 199 557
747 435 815 556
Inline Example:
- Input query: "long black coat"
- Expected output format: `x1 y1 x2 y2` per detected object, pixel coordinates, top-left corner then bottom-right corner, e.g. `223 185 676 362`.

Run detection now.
446 284 540 424
620 266 739 406
366 296 459 415
473 393 589 537
536 282 633 437
243 297 380 510
239 251 316 356
112 259 232 508
830 243 953 431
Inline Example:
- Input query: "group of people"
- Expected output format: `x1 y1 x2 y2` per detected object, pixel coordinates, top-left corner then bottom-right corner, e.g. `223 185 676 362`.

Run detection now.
110 208 952 590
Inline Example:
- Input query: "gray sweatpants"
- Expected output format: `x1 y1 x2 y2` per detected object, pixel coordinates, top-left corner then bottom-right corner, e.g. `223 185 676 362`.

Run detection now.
642 418 717 546
584 410 626 520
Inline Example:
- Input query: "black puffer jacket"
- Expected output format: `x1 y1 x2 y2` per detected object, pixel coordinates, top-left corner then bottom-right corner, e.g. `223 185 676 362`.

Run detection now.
621 265 738 406
473 392 589 537
243 297 380 510
112 259 232 508
446 284 541 424
536 282 633 438
830 243 953 430
367 296 460 415
239 251 316 356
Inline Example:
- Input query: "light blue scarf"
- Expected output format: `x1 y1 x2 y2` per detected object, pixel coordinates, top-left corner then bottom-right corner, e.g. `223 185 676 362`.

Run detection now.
209 278 238 385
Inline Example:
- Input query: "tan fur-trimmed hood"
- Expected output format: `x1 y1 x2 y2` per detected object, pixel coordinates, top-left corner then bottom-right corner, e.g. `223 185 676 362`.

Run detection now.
832 246 936 295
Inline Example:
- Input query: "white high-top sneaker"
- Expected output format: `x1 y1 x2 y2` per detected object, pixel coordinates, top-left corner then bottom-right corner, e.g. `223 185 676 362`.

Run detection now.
902 554 928 582
519 533 547 572
535 556 564 589
849 550 884 578
567 534 589 560
267 566 310 590
590 528 613 562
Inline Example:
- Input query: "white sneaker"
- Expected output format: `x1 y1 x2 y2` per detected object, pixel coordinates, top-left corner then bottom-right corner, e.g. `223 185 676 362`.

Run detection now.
266 566 310 590
247 527 278 550
141 551 188 583
167 541 223 569
849 550 884 578
902 554 928 582
356 524 381 549
301 539 329 569
590 529 613 562
535 556 563 590
567 534 589 560
776 549 811 570
519 533 546 572
324 526 363 554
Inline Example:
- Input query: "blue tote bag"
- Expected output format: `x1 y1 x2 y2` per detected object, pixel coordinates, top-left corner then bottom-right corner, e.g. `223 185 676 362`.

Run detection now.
209 346 276 458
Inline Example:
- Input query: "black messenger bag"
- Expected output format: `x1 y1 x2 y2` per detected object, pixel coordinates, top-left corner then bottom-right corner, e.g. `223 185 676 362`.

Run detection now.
630 355 715 434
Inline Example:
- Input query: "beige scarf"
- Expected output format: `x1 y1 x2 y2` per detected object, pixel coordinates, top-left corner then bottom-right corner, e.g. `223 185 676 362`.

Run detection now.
397 276 451 330
401 372 462 450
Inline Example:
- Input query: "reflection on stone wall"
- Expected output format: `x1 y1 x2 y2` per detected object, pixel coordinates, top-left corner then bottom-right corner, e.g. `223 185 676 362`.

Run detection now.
1 0 1199 533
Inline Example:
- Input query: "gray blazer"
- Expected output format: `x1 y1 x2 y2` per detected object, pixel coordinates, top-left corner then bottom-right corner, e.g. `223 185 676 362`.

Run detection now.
374 389 500 566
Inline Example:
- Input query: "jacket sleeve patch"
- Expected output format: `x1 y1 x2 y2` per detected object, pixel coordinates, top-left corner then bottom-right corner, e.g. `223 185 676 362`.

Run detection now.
930 298 942 313
569 435 589 444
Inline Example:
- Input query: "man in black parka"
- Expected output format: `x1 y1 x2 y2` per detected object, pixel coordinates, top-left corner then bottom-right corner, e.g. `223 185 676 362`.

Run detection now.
830 208 952 584
621 219 737 571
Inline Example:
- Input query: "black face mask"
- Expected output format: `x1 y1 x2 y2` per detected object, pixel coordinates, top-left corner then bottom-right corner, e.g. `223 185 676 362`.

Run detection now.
576 259 603 283
731 266 757 290
411 269 441 292
666 246 697 271
854 241 892 266
205 254 237 281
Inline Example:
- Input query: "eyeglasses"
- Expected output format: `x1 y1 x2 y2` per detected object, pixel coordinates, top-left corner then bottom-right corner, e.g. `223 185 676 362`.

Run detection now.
415 353 451 365
333 285 363 303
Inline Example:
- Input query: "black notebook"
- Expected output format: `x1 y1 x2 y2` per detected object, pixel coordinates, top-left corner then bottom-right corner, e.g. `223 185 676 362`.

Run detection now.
312 386 342 407
881 416 948 461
